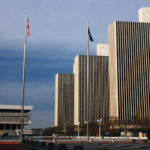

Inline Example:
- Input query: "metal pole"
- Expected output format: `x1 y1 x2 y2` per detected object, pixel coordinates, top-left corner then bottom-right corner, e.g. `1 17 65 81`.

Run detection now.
64 123 66 138
87 21 89 141
78 122 80 139
20 14 27 143
97 119 102 138
99 121 100 137
52 79 54 127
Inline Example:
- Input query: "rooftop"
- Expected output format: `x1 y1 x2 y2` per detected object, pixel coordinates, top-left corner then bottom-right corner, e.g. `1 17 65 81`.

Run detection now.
0 105 33 111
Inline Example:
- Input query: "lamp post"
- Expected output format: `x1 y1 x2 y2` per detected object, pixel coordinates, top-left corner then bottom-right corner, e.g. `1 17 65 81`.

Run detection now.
78 122 80 139
97 119 102 138
84 121 88 140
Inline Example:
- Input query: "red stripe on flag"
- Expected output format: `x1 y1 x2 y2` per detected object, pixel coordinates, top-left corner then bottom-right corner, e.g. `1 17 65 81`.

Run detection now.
26 17 30 37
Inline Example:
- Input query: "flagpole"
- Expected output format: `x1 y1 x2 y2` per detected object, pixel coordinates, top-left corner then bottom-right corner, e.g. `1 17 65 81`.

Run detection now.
20 14 27 143
87 21 89 141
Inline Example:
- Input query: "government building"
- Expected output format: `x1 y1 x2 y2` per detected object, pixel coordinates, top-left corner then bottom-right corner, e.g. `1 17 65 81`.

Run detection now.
74 55 109 125
54 7 150 136
109 20 150 125
55 74 74 127
0 105 33 136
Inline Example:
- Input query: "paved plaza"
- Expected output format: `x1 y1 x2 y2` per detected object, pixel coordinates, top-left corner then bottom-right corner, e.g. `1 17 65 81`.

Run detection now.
0 144 38 150
0 141 150 150
52 143 150 150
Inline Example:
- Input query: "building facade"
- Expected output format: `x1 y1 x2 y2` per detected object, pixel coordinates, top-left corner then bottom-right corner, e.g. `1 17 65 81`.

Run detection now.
97 44 109 56
0 105 33 136
109 21 150 124
138 7 150 23
74 55 109 125
55 74 74 127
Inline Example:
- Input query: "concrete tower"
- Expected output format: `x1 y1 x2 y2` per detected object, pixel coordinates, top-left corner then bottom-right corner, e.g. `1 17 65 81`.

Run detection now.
109 21 150 124
74 55 109 125
55 74 74 127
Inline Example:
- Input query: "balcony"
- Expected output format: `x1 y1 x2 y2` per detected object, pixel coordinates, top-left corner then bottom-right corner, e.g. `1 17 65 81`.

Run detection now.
0 112 31 117
0 116 31 124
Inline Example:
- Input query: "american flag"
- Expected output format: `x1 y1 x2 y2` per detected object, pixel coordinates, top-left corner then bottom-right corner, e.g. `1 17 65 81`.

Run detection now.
26 16 30 37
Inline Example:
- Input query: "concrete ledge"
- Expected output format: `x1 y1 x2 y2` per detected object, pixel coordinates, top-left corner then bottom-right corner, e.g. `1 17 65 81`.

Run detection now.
0 141 19 144
21 139 150 150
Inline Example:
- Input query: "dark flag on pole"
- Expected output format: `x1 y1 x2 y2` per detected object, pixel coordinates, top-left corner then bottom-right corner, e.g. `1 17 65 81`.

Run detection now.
88 27 93 42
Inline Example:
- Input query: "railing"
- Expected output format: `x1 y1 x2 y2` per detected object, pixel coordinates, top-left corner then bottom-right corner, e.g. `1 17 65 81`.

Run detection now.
0 117 31 124
0 112 31 117
15 129 32 135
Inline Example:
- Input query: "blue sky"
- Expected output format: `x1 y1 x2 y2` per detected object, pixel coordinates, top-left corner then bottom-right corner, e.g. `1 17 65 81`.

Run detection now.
0 0 150 128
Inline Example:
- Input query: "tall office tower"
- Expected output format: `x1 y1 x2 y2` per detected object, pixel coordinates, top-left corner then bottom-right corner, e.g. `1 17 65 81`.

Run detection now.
55 74 74 127
138 7 150 23
97 44 109 56
74 55 109 125
109 21 150 124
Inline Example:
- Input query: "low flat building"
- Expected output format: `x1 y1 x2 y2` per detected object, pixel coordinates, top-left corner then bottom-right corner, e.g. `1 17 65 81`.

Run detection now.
0 105 33 136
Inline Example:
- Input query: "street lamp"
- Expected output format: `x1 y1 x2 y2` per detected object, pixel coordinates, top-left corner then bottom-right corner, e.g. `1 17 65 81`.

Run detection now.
78 122 80 139
84 121 88 140
97 119 102 138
